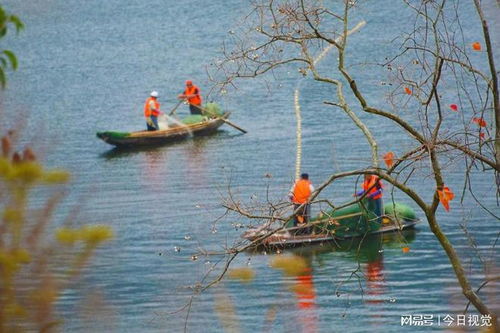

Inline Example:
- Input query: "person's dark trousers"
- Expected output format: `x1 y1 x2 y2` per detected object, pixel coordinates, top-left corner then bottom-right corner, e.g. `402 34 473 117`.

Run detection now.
373 198 383 220
189 104 202 115
146 116 159 131
293 203 311 234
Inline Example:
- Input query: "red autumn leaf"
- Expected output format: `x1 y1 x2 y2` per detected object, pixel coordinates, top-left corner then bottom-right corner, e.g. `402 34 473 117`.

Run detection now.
383 152 395 168
449 104 458 112
404 87 412 95
402 247 410 253
437 186 455 212
479 132 485 139
472 42 481 51
473 117 487 127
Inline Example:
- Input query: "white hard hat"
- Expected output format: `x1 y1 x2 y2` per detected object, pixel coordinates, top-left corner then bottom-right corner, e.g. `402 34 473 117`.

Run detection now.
150 91 159 97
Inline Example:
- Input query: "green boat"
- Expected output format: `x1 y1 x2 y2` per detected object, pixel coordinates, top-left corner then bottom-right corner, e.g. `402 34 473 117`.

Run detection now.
241 199 419 248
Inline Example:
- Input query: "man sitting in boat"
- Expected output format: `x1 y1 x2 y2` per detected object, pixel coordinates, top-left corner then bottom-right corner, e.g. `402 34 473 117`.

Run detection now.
144 91 162 131
178 80 203 115
356 174 384 219
289 173 314 234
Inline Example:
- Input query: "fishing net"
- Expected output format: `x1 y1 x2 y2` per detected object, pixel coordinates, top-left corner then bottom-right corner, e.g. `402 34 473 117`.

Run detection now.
182 115 206 124
157 115 169 130
179 103 223 124
203 102 223 117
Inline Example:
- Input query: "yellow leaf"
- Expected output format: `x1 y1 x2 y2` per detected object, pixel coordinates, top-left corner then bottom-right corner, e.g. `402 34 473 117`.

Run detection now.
3 208 22 223
227 267 255 283
55 227 79 245
11 248 31 263
12 162 42 183
42 169 70 184
270 255 309 276
0 157 13 178
80 225 114 245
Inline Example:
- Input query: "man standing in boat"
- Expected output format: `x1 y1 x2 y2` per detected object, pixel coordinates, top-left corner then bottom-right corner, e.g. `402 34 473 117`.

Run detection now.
289 173 314 234
144 91 162 131
178 80 203 115
356 174 384 219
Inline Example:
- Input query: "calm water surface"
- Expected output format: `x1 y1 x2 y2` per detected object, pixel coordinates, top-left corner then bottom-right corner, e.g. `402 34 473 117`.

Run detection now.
1 1 499 332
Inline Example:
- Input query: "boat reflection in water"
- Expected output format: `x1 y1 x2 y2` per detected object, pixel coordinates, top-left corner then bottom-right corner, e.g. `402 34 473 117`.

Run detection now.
263 229 417 332
269 253 318 333
292 261 318 333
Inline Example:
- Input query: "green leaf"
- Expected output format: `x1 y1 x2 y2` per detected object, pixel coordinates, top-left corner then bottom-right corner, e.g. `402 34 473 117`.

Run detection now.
3 50 17 70
0 57 7 68
0 68 6 89
9 15 24 32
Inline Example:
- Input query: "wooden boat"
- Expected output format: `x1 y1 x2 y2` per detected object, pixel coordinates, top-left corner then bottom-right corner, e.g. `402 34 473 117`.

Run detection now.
241 199 419 248
96 112 231 147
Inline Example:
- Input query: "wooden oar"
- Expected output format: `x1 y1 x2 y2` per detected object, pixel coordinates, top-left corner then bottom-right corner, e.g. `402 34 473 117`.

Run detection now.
197 104 247 134
168 100 183 116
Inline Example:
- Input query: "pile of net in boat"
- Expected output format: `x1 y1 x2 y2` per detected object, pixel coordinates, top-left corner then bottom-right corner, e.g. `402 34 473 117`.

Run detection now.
182 115 206 124
203 102 223 117
181 103 223 125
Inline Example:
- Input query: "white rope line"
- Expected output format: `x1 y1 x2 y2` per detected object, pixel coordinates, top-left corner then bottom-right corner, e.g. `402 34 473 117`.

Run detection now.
293 20 367 179
314 21 366 66
294 89 302 180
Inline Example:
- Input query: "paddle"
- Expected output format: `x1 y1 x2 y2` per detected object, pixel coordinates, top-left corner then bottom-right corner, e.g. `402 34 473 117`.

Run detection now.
196 104 247 134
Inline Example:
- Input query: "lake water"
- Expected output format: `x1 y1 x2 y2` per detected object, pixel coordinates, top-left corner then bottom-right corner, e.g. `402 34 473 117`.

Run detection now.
1 1 498 332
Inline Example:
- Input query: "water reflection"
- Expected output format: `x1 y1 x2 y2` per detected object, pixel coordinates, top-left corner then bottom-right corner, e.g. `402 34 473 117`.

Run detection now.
184 138 210 189
268 253 319 333
291 255 318 333
365 256 385 305
99 144 169 160
271 229 417 329
142 150 166 192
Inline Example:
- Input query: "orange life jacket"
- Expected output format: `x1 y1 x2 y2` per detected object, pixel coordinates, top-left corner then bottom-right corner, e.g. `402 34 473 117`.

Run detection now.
184 85 202 105
144 97 160 117
292 179 312 204
363 175 382 200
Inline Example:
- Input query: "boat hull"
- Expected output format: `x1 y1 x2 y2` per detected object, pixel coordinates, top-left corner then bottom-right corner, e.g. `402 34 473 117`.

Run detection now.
242 201 419 248
248 218 417 248
96 112 230 147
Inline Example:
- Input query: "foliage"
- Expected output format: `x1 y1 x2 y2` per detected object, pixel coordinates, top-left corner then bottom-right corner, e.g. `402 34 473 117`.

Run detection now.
0 131 113 331
0 5 23 89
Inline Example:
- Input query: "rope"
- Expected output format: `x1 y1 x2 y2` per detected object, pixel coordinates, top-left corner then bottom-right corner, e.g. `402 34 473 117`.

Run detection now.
294 89 302 180
293 20 367 179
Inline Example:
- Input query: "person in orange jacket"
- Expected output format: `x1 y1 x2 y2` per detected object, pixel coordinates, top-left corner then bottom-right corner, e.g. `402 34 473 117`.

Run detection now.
356 174 384 218
289 173 315 233
178 80 203 115
144 91 162 131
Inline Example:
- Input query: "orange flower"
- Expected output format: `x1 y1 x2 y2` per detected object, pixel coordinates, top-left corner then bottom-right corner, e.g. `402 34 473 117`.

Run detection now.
404 87 412 95
449 104 458 112
437 186 455 212
383 152 395 168
473 117 487 127
472 42 481 51
402 247 410 253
